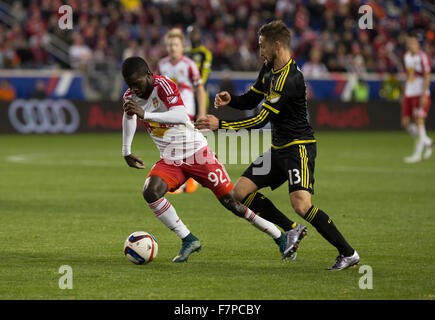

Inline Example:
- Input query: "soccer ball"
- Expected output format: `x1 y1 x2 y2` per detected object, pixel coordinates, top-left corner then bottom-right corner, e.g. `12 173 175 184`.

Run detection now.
124 231 158 265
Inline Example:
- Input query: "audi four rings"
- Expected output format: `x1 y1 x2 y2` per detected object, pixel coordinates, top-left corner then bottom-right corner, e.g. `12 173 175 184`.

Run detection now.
8 99 80 134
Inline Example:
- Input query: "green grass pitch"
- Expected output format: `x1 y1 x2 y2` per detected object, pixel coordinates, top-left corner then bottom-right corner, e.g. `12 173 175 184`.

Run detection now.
0 131 434 300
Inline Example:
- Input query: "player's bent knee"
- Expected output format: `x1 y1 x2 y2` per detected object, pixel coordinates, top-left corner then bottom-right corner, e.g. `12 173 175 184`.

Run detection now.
401 117 411 128
291 199 312 216
232 177 258 202
228 186 246 202
142 185 161 203
290 190 312 216
142 176 168 203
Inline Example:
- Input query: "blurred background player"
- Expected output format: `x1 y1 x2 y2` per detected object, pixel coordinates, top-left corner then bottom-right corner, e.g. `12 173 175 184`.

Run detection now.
402 35 433 163
121 56 289 262
185 24 213 111
158 28 207 193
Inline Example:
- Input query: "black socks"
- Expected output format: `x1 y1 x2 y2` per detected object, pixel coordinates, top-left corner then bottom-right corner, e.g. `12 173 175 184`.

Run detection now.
242 192 295 232
304 206 354 257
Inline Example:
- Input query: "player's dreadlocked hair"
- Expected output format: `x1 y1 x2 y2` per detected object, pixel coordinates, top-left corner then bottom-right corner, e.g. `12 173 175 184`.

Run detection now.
258 20 292 49
122 56 150 78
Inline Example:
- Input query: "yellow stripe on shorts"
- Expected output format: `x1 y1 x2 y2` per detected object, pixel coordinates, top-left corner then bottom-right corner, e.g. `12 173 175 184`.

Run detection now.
299 145 309 189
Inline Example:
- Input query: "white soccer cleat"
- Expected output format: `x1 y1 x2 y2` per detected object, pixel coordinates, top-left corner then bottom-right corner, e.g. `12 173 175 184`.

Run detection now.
403 154 422 163
328 250 360 271
423 141 434 160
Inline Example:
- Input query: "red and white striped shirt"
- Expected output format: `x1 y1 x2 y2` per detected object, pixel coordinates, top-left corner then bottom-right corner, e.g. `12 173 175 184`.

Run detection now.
157 56 202 118
404 50 431 97
122 74 207 160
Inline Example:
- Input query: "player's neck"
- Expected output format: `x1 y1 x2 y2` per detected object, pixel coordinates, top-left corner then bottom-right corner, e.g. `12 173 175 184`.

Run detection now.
169 55 183 64
273 51 292 72
141 74 155 99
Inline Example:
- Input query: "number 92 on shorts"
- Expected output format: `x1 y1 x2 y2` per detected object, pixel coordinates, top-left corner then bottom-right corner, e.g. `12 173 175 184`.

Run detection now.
147 146 233 198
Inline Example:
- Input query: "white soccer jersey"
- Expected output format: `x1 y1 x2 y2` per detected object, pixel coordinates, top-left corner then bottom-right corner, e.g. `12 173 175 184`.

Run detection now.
157 56 202 118
404 50 431 97
123 74 207 160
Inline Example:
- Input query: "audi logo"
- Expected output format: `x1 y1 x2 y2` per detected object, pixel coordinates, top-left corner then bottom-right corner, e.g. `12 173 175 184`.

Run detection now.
8 99 80 134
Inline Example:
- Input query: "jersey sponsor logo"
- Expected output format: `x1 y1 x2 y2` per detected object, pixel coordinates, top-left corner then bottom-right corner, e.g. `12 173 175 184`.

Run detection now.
144 121 174 138
150 128 169 138
8 99 80 133
267 91 281 103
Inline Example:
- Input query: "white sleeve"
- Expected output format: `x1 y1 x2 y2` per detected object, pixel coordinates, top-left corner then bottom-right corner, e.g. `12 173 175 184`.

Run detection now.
122 112 137 156
143 105 190 125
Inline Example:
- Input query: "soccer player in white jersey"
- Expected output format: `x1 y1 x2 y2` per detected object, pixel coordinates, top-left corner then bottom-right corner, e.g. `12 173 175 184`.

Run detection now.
402 35 433 163
121 56 290 262
158 28 207 193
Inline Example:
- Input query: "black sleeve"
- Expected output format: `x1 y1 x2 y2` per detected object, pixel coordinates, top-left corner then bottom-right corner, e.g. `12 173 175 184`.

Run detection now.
219 68 290 130
219 105 273 130
227 64 267 110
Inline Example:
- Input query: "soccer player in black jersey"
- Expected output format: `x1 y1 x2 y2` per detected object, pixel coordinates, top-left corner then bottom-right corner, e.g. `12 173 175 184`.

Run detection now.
185 25 213 91
195 20 359 270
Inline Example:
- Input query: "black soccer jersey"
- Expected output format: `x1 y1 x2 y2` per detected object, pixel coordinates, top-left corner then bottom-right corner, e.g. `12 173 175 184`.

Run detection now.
219 59 315 148
185 45 213 85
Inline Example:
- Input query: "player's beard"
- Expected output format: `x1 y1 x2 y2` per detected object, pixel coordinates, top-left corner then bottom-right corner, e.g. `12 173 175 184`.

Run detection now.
264 53 276 69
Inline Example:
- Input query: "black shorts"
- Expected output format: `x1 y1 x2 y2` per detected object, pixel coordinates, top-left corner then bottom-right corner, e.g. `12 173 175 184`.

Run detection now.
242 142 317 194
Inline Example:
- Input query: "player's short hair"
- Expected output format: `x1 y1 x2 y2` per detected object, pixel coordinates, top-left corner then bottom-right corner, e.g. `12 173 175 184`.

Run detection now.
258 20 291 49
165 28 184 44
122 56 150 78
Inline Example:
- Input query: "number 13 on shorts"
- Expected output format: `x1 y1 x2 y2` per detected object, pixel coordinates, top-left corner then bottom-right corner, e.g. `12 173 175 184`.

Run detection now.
288 169 301 185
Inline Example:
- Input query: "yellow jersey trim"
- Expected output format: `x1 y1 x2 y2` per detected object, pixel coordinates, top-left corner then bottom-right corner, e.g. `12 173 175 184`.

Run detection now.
250 86 265 95
262 103 280 114
272 59 293 74
271 139 316 149
221 109 270 129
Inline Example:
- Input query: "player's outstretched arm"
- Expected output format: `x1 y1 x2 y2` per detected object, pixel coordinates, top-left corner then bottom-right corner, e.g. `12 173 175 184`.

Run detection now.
195 105 272 131
195 114 219 130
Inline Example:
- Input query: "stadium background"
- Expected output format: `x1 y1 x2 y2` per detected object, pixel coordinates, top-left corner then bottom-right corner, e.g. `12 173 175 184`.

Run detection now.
0 0 434 132
1 0 434 301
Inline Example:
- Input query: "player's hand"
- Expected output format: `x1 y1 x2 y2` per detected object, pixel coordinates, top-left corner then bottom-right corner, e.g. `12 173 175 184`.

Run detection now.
123 100 144 119
124 153 145 169
214 91 231 109
195 115 219 131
